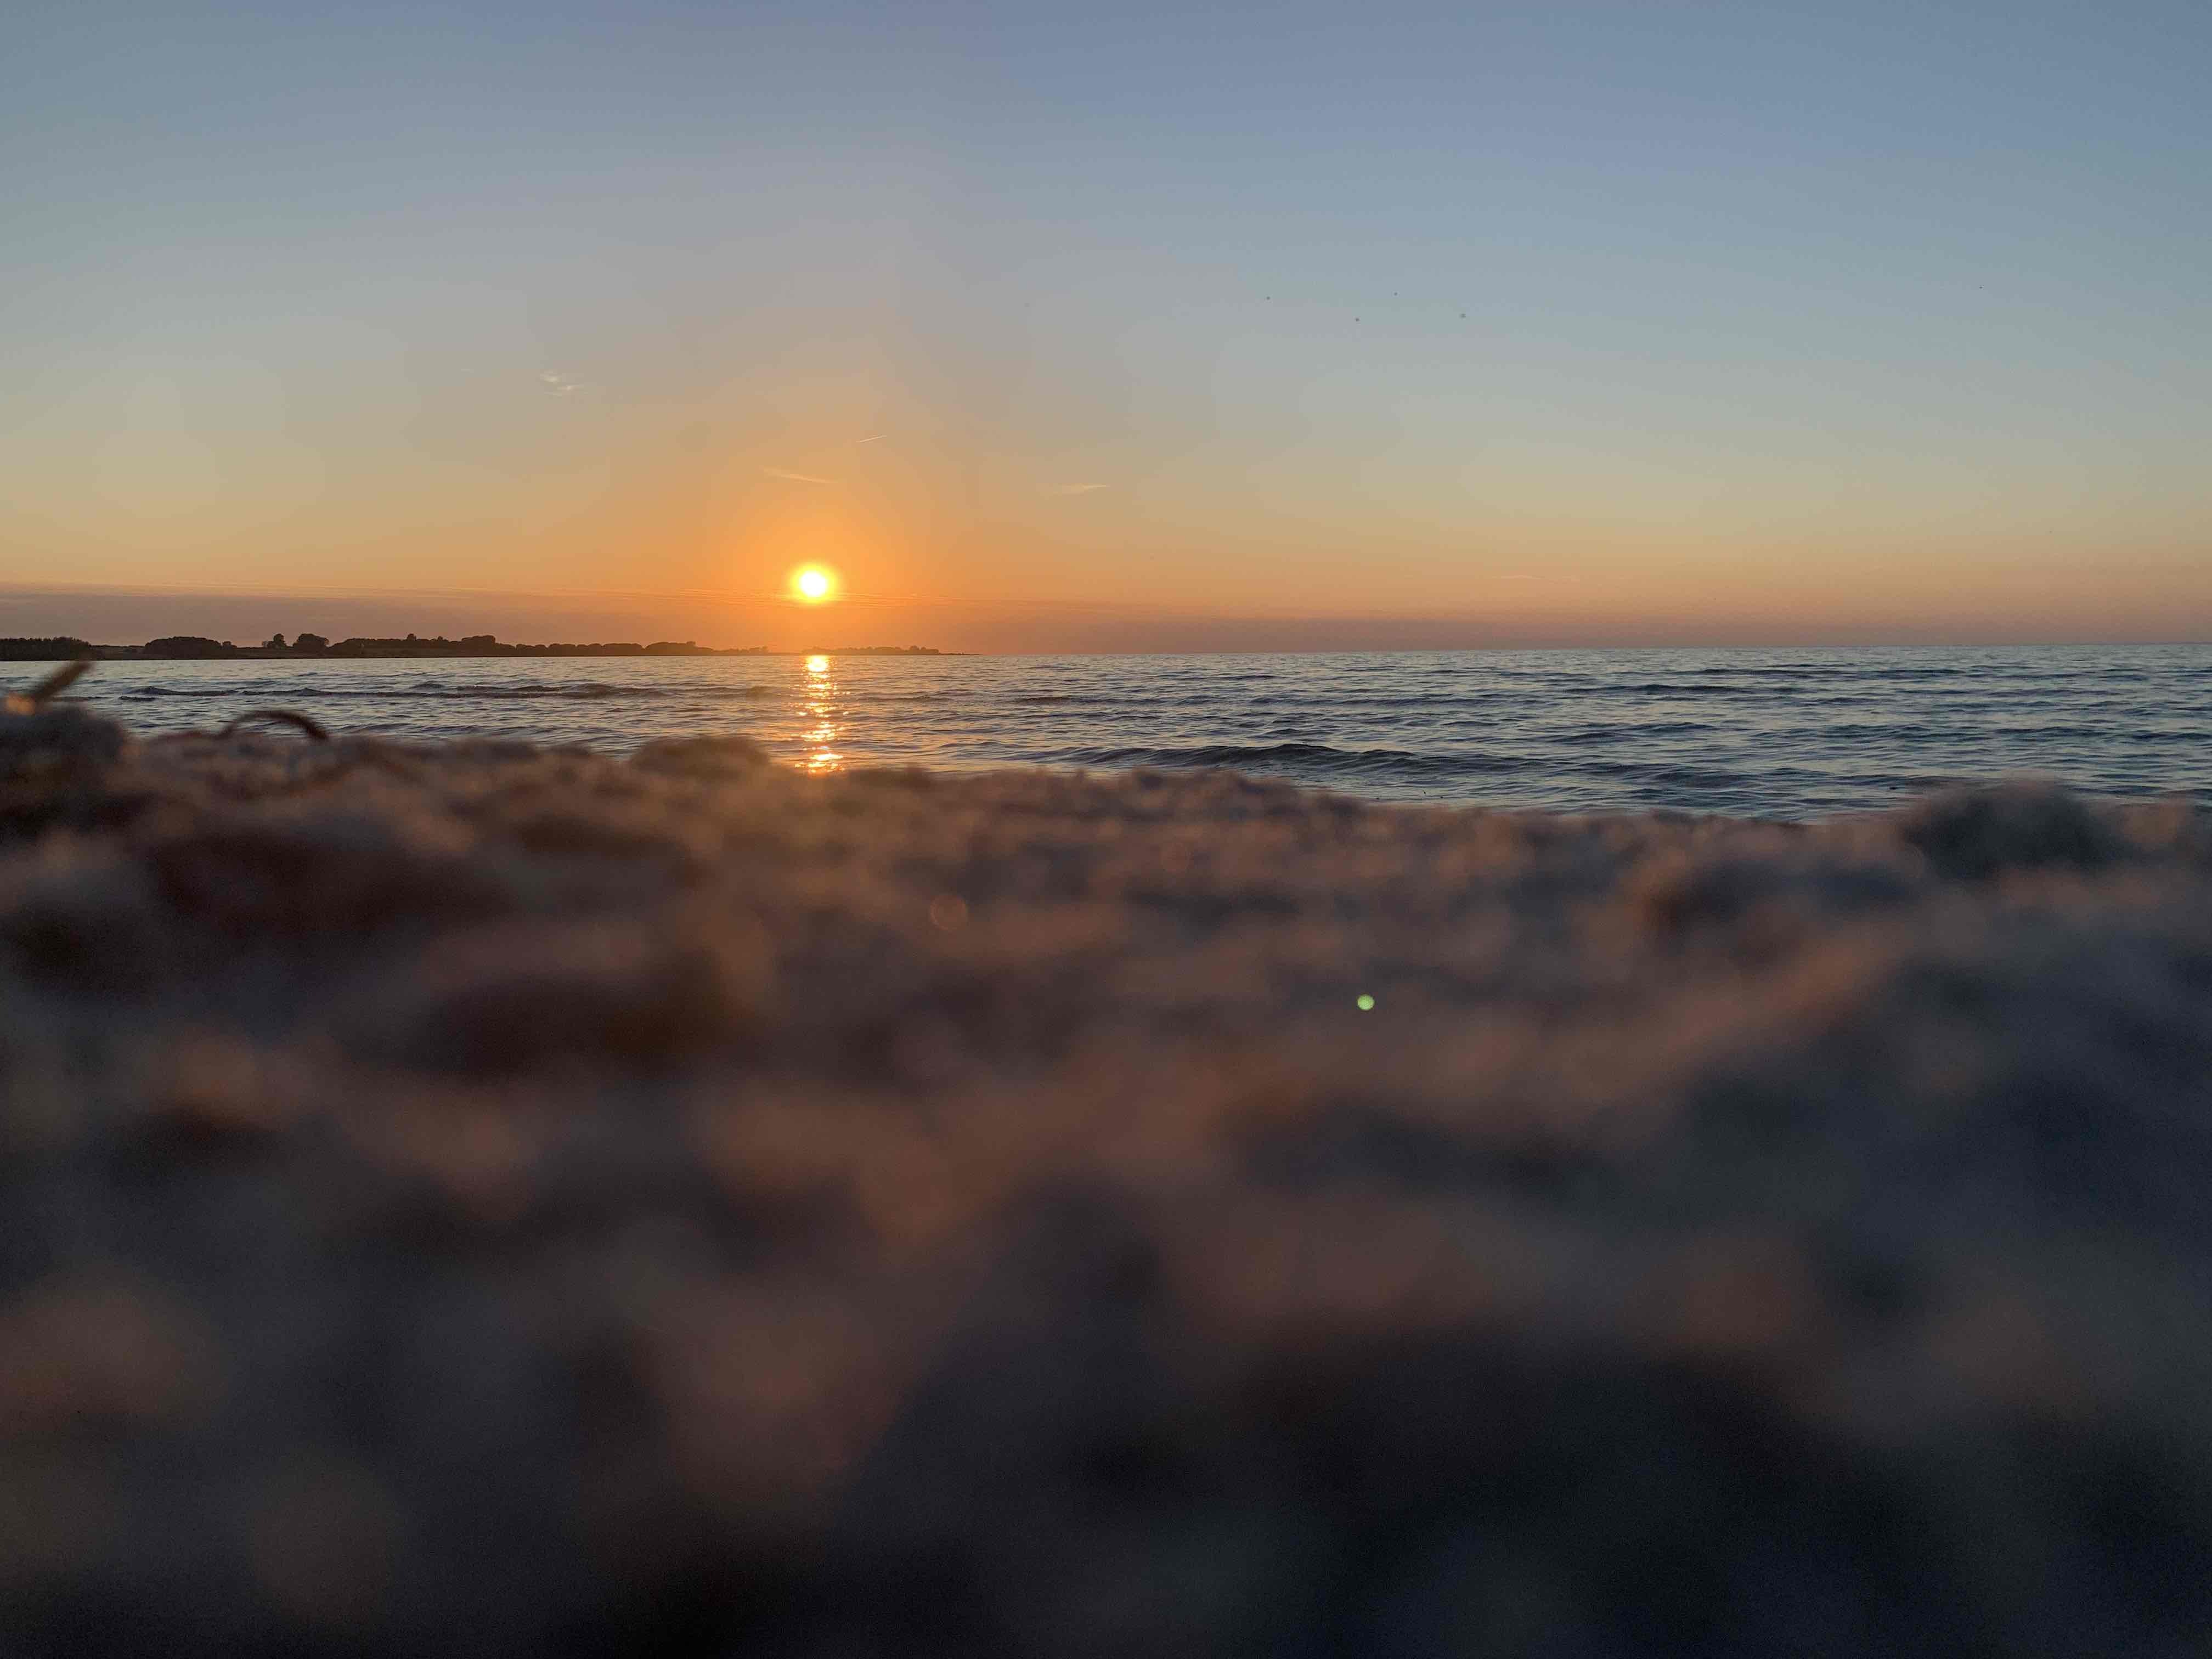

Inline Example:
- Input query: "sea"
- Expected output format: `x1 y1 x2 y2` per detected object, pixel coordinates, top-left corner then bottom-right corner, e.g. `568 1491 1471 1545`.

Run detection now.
45 645 2212 819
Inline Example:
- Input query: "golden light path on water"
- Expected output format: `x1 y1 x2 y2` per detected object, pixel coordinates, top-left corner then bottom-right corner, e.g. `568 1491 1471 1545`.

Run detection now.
801 652 841 773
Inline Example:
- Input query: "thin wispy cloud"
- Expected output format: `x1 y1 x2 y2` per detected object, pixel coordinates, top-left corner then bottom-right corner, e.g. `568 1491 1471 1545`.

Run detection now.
538 370 586 396
1045 482 1110 495
762 466 837 484
853 433 885 445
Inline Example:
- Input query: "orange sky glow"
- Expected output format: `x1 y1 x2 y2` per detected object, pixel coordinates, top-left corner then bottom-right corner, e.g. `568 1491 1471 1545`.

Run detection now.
7 7 2210 650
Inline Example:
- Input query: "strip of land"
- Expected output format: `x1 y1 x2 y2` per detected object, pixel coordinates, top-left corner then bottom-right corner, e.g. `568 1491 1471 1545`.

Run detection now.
0 634 944 661
3 706 2209 1654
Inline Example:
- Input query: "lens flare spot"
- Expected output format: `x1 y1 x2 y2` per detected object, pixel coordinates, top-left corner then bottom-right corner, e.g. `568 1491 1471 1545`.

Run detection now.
1356 994 1375 1011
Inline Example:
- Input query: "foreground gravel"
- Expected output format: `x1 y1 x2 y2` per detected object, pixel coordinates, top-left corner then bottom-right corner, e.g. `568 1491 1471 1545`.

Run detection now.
4 706 2212 1655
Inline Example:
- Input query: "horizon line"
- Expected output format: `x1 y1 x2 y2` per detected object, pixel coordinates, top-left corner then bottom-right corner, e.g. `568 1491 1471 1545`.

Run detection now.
5 583 2211 651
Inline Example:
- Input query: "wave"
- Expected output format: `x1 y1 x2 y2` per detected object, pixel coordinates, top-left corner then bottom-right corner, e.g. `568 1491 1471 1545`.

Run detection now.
439 682 776 702
1000 691 1524 715
118 681 777 702
1601 682 1767 697
1048 742 1536 780
1553 721 1716 743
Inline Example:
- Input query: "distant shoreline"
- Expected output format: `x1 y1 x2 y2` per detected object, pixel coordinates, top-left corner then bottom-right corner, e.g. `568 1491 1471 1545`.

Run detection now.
1 634 948 662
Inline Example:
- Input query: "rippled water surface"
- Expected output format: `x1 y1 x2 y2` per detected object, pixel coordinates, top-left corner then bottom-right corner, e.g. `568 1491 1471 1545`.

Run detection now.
50 646 2212 817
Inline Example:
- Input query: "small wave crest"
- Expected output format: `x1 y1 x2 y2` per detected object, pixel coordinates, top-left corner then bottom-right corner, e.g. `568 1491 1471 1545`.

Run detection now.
119 681 776 702
1605 682 1764 698
1051 742 1532 780
457 682 776 702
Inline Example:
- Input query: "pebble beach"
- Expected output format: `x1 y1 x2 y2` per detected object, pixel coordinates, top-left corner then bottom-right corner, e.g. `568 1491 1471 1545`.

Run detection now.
5 703 2212 1654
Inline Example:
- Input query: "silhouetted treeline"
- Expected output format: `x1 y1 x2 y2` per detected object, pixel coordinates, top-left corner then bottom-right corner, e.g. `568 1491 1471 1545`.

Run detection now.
2 634 943 661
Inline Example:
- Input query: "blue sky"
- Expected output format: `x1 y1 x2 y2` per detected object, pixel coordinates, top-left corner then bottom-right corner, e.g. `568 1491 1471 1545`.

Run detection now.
5 2 2210 645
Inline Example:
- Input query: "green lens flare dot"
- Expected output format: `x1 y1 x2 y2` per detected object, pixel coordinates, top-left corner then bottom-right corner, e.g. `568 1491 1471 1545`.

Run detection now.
1356 994 1375 1011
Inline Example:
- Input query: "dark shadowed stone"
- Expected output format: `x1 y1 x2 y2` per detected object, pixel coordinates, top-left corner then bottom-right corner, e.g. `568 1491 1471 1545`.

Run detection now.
146 817 512 941
0 707 125 780
376 929 765 1076
1898 783 2122 880
630 736 770 776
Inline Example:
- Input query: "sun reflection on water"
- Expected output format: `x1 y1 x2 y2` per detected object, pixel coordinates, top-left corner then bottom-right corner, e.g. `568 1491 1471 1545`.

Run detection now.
801 653 842 772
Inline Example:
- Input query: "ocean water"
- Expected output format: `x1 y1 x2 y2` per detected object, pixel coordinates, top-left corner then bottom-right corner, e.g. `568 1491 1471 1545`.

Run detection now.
42 645 2212 818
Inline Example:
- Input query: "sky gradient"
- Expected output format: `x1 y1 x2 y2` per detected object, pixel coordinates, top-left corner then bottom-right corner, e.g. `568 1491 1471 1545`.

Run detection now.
7 2 2211 648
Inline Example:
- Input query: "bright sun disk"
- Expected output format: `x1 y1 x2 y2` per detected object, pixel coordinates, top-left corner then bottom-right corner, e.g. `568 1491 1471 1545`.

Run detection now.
791 565 837 603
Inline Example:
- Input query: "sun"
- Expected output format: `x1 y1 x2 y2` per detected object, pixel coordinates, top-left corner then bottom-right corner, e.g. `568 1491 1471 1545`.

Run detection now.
789 564 838 603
